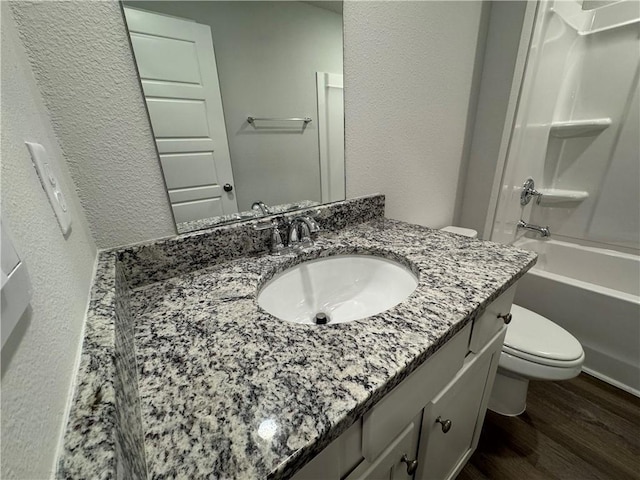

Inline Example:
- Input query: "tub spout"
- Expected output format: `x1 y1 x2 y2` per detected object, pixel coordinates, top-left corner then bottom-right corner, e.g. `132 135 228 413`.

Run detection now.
517 220 551 238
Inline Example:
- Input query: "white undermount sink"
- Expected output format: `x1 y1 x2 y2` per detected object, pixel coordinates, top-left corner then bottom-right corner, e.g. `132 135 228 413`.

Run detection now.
258 255 418 325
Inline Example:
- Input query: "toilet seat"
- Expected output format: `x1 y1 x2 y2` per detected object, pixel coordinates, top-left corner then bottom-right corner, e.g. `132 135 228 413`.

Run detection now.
503 344 584 368
499 349 585 381
503 305 584 367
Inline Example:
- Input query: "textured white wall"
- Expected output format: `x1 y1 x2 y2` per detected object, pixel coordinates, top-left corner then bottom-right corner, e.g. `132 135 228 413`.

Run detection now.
10 1 175 249
344 1 487 228
1 7 97 478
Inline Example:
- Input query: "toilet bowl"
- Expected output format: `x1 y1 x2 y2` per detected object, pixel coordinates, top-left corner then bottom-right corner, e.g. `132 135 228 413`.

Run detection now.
441 226 585 416
489 304 584 415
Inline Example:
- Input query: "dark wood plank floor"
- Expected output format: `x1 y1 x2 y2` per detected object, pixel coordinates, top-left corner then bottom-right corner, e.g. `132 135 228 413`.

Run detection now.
458 373 640 480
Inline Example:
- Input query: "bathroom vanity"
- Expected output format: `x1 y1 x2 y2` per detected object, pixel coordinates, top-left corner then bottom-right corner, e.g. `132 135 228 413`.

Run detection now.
292 285 516 480
58 195 536 479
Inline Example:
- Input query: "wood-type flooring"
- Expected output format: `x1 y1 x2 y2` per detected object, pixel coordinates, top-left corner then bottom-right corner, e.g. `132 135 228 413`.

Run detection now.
458 373 640 480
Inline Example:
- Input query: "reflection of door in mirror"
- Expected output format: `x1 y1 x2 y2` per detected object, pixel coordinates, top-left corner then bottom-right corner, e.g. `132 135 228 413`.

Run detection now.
123 1 345 232
124 7 239 224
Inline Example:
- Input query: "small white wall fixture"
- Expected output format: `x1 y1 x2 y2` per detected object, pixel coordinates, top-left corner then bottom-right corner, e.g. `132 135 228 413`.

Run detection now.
0 218 32 349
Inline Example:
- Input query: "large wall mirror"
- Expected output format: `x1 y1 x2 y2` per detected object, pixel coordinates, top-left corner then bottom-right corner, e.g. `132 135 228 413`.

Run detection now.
122 1 344 233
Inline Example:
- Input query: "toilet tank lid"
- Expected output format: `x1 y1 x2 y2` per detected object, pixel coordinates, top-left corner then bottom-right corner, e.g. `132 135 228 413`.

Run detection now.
441 226 478 238
505 305 584 362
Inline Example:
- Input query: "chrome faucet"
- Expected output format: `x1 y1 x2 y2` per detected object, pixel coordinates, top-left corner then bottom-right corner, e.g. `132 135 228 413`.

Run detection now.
288 216 321 249
251 201 272 216
254 217 287 254
517 219 551 238
254 215 320 254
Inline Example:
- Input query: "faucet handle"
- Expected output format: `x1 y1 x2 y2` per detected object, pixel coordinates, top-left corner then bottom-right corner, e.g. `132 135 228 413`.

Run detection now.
270 224 287 254
288 222 301 243
299 222 313 247
521 178 544 206
254 217 290 254
305 216 320 233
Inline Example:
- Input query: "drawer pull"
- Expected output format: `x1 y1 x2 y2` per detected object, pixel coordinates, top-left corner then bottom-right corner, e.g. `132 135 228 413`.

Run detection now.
400 454 419 475
435 416 452 433
498 312 512 324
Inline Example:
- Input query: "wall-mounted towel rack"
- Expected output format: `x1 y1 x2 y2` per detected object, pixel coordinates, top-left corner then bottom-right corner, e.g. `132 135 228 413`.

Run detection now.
247 116 312 125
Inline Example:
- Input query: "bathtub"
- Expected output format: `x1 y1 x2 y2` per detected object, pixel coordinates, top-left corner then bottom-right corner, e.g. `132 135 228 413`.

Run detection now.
512 238 640 396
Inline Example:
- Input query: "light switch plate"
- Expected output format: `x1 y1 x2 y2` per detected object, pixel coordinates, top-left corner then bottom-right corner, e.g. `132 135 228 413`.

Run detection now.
25 142 72 235
1 218 32 349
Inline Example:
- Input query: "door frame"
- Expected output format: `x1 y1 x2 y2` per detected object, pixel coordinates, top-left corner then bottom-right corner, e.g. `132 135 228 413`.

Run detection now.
316 72 345 204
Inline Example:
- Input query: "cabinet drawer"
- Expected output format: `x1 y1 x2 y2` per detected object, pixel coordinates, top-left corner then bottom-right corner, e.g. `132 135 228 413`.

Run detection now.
468 285 515 353
362 323 471 461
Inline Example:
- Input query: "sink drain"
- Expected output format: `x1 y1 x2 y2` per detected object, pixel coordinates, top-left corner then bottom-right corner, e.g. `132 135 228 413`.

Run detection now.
314 312 329 325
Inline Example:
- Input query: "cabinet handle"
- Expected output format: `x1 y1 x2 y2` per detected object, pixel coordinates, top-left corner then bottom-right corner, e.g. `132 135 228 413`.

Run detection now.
400 454 419 475
497 312 512 324
436 416 452 433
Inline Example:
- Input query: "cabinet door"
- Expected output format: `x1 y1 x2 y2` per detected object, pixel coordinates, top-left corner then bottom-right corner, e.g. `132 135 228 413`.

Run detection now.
417 353 492 480
345 414 421 480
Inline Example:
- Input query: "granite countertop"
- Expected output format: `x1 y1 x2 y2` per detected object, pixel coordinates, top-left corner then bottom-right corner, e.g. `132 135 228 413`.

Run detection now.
127 218 537 479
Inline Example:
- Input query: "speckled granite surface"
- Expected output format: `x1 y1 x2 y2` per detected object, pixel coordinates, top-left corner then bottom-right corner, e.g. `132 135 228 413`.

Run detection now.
114 262 148 478
58 194 537 479
176 200 321 234
128 219 536 479
58 251 117 478
118 194 384 289
58 253 148 479
58 195 383 478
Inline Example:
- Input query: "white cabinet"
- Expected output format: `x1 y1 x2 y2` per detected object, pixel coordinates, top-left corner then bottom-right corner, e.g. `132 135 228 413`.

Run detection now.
362 324 471 462
345 415 421 480
292 289 514 480
416 327 505 480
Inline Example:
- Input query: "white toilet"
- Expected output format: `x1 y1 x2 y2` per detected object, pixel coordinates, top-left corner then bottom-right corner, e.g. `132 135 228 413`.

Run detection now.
440 226 585 416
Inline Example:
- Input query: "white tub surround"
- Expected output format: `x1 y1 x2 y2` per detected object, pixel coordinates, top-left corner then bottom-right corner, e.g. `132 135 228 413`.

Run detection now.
479 0 639 398
515 238 640 396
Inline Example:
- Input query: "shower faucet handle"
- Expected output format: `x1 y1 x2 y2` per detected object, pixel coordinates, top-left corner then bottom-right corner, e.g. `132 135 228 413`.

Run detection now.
521 178 544 206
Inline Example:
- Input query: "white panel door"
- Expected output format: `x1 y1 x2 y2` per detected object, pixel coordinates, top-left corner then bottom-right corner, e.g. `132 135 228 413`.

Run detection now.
124 7 238 223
